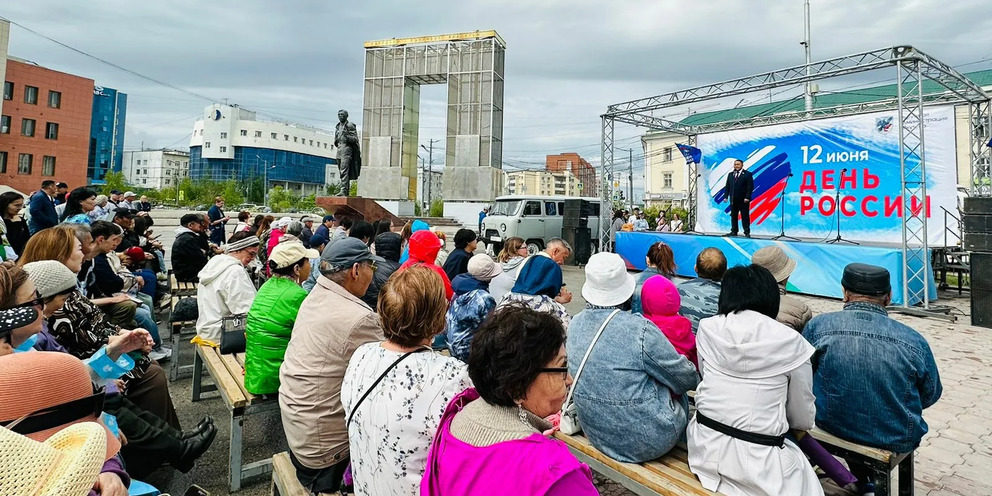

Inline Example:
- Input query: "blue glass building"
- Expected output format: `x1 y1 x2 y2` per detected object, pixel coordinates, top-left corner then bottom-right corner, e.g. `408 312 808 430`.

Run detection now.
189 146 335 187
88 86 127 184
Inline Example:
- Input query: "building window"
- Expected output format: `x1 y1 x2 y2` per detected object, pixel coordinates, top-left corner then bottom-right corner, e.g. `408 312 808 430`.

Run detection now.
204 142 211 148
17 154 32 175
142 179 147 185
309 139 313 146
0 151 6 173
324 143 328 149
45 122 59 140
255 131 262 138
166 169 171 176
48 91 61 109
663 173 673 189
2 82 11 100
0 115 9 134
240 129 247 136
293 136 298 143
165 179 170 185
42 156 56 176
663 147 673 162
143 169 148 174
271 132 277 139
219 146 227 152
23 86 38 104
220 132 228 139
21 118 35 137
284 134 289 141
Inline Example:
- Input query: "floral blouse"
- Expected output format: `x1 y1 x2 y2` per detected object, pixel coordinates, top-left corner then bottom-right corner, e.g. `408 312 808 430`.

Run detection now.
341 343 472 496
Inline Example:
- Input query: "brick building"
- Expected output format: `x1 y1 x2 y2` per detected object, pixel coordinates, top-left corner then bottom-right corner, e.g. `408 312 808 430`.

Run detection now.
1 57 93 195
546 152 597 196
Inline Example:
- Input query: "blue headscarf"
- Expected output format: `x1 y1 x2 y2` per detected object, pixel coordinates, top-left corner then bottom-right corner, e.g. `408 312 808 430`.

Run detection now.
399 220 431 264
511 255 562 298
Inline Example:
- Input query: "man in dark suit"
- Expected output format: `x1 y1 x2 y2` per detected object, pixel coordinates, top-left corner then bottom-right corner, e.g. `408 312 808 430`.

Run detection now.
27 180 59 234
723 159 754 237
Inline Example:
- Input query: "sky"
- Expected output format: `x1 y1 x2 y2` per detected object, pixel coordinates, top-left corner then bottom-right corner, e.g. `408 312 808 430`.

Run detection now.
3 0 991 199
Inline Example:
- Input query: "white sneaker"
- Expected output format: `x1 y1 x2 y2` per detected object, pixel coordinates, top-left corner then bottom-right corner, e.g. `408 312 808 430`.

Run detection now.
149 347 173 362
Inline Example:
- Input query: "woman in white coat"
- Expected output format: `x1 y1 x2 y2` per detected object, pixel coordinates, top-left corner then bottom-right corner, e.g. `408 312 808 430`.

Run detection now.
193 232 259 346
687 264 822 496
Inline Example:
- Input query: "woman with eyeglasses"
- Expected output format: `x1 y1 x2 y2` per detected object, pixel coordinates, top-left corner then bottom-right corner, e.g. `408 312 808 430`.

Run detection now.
631 241 677 314
341 266 472 495
422 304 596 495
488 237 527 302
194 231 259 346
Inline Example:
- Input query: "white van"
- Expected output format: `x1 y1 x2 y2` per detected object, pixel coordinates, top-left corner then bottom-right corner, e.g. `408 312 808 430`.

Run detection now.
482 195 602 255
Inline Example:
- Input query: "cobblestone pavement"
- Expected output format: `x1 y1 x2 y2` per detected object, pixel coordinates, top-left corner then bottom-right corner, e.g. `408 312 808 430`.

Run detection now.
145 265 987 495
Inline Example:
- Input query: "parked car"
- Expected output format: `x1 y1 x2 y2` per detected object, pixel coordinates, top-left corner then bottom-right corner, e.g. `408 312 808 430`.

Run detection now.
481 195 601 255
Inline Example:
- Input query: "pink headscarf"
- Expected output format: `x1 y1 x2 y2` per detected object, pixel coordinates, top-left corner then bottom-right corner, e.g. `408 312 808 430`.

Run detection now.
640 275 698 369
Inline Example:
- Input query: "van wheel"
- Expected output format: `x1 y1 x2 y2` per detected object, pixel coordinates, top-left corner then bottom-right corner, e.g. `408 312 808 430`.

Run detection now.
526 240 543 255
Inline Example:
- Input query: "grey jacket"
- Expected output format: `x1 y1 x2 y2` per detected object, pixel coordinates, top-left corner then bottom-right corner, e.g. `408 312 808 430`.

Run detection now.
566 307 699 463
778 288 813 332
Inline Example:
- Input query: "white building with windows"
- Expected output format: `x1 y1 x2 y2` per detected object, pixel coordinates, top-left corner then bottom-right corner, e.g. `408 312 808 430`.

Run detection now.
642 132 688 208
123 149 190 191
416 168 443 206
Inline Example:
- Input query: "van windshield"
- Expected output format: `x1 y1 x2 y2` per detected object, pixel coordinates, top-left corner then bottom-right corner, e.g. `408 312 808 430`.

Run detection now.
490 200 522 216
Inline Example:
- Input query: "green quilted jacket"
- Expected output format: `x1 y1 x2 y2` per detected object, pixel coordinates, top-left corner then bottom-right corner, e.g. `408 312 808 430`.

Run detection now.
245 276 306 394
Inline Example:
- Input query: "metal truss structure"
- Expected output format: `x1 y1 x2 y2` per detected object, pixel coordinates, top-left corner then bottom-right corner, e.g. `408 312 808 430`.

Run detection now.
600 45 991 312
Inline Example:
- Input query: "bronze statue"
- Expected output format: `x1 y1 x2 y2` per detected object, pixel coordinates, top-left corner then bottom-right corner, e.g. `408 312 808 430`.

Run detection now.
334 109 362 196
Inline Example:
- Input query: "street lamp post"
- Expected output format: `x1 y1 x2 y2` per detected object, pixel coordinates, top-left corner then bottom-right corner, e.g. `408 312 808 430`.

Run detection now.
420 139 439 209
258 155 276 208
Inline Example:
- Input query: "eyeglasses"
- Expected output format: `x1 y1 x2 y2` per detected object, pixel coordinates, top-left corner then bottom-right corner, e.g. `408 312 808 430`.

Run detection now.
13 290 45 311
540 367 569 380
365 260 378 272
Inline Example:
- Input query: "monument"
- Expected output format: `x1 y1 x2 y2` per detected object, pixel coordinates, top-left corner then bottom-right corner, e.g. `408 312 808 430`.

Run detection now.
335 109 362 196
358 31 505 223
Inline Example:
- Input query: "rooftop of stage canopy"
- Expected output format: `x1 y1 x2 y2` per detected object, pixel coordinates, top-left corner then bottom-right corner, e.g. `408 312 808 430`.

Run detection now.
640 68 992 135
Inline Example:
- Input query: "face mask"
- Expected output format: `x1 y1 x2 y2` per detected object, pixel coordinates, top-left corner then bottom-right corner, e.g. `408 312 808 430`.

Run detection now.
14 333 39 353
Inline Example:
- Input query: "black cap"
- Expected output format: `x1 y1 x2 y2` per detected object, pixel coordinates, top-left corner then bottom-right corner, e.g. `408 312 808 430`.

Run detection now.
110 189 123 195
842 263 891 296
114 208 138 219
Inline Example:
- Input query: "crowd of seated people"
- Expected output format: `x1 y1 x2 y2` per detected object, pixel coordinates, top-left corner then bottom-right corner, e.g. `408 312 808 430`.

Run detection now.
0 188 945 496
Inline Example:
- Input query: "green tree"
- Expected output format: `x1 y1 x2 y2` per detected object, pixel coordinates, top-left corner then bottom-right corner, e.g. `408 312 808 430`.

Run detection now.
267 186 295 213
349 182 358 197
221 180 245 207
429 198 444 217
101 172 127 196
414 203 423 216
325 183 341 196
296 193 316 212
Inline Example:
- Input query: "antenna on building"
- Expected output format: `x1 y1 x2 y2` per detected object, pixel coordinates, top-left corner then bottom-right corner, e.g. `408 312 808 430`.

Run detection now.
801 0 813 112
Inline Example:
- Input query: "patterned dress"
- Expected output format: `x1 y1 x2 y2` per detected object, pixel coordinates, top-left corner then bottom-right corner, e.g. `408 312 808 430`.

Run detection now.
341 343 472 496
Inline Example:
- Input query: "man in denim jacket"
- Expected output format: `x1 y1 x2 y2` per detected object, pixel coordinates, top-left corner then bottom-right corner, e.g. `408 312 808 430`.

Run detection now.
804 263 941 490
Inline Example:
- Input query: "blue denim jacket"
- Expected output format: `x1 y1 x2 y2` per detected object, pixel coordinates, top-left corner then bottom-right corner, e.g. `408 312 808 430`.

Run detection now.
567 307 699 463
803 302 942 453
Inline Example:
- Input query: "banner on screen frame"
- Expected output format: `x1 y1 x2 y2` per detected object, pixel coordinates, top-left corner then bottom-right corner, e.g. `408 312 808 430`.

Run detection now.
695 106 958 245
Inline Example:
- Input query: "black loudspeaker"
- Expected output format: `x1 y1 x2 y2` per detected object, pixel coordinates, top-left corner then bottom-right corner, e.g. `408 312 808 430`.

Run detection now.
971 289 992 328
971 253 992 291
962 214 992 233
563 199 587 229
963 233 992 252
963 197 992 214
562 227 592 265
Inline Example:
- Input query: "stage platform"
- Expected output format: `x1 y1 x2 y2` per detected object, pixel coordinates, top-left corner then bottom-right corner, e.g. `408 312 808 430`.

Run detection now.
616 231 936 306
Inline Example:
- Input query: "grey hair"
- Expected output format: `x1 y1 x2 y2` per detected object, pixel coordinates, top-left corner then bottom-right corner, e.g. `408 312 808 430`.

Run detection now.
94 194 108 206
318 260 349 284
286 221 304 237
72 223 92 242
546 237 572 253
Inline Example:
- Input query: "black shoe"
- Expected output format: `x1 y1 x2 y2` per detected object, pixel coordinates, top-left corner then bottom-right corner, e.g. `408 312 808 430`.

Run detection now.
174 423 218 473
725 232 738 237
181 416 214 440
744 233 751 238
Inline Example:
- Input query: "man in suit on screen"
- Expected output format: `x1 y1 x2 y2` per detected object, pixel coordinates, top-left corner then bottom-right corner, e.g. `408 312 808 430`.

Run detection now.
724 159 754 237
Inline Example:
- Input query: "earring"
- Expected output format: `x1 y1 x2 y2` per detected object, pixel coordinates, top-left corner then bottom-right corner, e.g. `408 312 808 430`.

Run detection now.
516 403 528 425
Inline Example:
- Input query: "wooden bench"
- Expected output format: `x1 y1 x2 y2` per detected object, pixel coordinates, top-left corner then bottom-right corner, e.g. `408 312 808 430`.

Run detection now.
191 344 280 492
167 276 198 381
809 427 914 496
555 432 715 495
270 451 308 496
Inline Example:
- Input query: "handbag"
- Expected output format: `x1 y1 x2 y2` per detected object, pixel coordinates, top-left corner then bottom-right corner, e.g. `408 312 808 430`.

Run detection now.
219 314 247 355
559 308 620 435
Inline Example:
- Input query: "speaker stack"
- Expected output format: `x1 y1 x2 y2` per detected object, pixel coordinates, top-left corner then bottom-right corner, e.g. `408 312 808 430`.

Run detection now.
962 197 992 327
562 199 592 265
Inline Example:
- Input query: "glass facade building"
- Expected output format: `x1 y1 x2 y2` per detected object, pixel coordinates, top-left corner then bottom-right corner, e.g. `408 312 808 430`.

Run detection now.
189 145 335 193
88 86 127 184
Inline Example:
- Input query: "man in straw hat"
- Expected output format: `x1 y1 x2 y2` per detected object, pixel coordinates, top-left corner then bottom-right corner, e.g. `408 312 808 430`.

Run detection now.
750 245 812 332
803 263 942 495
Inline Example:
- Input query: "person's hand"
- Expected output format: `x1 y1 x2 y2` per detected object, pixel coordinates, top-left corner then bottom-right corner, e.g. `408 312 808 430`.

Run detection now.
135 276 144 289
223 216 231 222
93 472 128 496
212 245 224 254
116 252 128 262
114 379 127 393
145 252 156 260
108 329 154 357
744 198 750 203
109 294 130 304
555 287 573 304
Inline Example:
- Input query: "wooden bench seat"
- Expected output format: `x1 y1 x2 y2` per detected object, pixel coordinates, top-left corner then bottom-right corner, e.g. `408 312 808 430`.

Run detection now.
270 451 308 496
192 344 279 492
808 428 913 496
554 432 716 496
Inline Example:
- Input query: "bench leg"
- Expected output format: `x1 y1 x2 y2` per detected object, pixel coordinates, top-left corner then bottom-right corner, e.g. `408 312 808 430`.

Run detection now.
191 348 204 402
898 452 914 496
169 324 181 382
230 413 244 492
874 464 891 496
